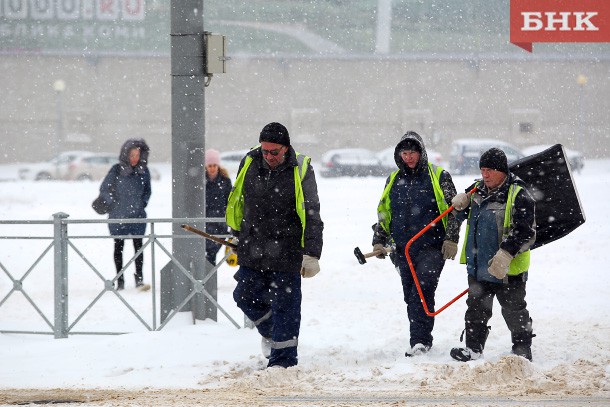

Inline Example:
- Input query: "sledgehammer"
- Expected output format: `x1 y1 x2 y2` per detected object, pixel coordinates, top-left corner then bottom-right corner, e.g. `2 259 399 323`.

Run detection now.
353 246 393 265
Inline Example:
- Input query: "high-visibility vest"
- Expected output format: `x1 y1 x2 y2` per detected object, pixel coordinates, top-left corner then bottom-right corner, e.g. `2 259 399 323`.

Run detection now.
459 182 531 275
377 162 448 235
225 152 310 247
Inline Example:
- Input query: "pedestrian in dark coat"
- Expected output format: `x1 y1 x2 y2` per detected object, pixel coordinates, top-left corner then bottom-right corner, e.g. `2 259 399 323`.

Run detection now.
204 148 232 266
99 138 152 290
226 122 324 368
372 131 460 357
449 147 536 362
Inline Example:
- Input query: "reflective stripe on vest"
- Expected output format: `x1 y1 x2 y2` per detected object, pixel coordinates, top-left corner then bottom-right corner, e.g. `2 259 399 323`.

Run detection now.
225 152 310 247
459 183 531 275
377 163 448 235
504 185 530 275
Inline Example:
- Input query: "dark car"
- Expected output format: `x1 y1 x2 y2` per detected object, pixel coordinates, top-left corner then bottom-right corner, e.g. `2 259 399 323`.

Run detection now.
320 148 384 177
450 139 525 175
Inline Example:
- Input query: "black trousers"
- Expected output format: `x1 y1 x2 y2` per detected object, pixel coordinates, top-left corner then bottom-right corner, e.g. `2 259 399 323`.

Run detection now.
114 238 143 283
396 247 444 348
464 275 533 352
205 240 222 266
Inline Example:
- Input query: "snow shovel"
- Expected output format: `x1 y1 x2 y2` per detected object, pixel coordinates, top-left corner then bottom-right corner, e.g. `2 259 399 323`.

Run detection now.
406 186 477 317
354 245 394 264
181 224 237 249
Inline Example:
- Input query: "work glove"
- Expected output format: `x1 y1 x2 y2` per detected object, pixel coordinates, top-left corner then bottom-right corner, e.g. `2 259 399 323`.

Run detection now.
227 236 239 246
451 193 470 211
224 241 238 267
300 255 320 278
488 249 513 279
373 243 387 259
441 240 458 260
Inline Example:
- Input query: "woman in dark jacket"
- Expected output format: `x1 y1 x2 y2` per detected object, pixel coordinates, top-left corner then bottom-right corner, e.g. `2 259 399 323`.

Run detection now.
204 149 232 265
99 139 152 290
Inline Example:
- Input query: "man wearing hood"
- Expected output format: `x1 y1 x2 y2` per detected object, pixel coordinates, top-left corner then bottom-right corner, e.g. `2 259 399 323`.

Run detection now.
99 138 152 290
449 147 536 362
372 131 460 357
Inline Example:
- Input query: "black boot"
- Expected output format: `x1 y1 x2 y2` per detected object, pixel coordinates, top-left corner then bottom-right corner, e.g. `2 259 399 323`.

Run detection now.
135 273 144 288
450 346 482 362
116 277 125 291
511 318 534 361
451 326 490 362
512 344 532 361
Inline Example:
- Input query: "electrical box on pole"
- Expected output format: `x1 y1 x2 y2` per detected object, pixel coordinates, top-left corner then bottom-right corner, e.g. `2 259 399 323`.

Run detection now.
204 32 228 86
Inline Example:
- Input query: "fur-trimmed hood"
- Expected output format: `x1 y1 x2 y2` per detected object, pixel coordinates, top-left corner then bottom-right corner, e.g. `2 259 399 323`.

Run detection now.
118 138 150 176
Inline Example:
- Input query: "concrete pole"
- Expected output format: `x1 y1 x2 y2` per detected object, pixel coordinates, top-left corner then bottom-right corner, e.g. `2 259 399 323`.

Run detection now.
162 0 215 322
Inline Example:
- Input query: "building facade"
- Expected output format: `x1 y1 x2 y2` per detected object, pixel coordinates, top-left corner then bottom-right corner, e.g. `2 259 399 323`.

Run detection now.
1 53 608 163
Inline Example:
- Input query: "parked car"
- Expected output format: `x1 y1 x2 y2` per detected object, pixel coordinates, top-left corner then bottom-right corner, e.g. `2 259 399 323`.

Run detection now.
219 149 249 178
320 148 384 177
449 139 525 175
377 147 446 174
19 151 104 181
18 151 161 181
522 144 584 174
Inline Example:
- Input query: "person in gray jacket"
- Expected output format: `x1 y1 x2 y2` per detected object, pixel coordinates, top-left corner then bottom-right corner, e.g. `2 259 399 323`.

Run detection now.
450 148 536 362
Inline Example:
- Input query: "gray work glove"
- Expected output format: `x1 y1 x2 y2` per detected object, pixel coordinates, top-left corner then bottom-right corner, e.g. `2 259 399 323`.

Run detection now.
441 240 458 260
300 255 320 278
373 243 387 259
451 193 470 211
488 249 513 279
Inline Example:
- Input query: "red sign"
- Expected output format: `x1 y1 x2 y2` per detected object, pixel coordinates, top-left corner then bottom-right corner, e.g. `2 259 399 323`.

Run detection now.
510 0 610 52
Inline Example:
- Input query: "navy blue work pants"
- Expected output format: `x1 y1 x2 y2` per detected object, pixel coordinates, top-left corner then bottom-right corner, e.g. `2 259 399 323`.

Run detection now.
396 247 444 348
233 266 302 367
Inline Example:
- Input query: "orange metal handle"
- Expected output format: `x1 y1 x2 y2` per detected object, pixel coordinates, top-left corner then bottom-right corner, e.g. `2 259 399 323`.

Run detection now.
404 186 477 317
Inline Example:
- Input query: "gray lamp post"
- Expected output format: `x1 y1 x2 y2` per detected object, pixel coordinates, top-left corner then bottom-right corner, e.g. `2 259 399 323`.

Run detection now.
576 74 587 139
53 79 66 156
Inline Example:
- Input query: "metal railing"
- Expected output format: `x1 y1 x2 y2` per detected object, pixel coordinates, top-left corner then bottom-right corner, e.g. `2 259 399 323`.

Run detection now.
0 213 242 338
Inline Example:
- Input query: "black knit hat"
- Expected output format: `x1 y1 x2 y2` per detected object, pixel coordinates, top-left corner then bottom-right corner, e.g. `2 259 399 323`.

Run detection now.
259 122 290 146
479 147 509 174
399 139 422 153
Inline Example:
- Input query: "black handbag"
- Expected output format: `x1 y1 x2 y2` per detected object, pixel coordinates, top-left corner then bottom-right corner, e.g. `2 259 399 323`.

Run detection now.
92 195 112 214
93 165 119 215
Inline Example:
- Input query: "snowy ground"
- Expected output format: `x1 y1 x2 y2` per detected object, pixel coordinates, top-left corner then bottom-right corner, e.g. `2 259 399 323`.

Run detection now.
0 160 609 406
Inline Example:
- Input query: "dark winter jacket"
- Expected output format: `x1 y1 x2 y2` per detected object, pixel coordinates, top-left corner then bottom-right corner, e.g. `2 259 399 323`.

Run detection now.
232 146 324 273
99 139 152 236
205 169 232 235
373 132 459 258
455 172 536 283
